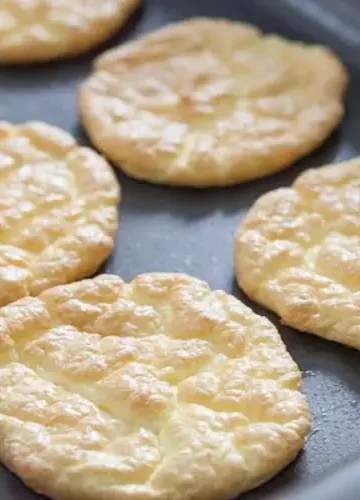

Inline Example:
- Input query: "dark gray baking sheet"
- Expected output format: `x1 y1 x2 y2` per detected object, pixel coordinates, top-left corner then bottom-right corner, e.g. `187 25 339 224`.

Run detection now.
1 0 360 498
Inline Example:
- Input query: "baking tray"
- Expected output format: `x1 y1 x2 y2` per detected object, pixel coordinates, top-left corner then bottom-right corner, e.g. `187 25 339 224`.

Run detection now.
1 0 360 498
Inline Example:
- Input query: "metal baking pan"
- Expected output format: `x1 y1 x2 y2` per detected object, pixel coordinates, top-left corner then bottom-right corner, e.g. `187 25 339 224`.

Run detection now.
1 0 360 498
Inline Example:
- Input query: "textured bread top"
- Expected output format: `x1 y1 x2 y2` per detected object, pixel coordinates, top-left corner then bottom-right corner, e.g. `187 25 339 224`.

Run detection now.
80 18 347 187
0 122 119 306
0 0 139 63
235 157 360 350
0 273 310 500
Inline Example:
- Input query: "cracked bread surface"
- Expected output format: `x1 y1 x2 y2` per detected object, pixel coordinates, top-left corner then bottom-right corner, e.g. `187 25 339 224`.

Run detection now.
0 0 140 63
0 273 310 499
235 157 360 350
80 18 347 187
0 121 119 306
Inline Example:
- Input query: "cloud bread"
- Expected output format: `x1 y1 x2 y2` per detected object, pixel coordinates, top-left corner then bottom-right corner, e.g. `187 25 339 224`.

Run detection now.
235 157 360 350
0 0 140 64
0 121 119 307
0 273 310 499
80 18 347 187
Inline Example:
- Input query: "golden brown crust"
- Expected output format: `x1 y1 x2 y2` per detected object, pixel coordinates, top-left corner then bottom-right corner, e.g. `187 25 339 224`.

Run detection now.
235 157 360 349
0 0 140 64
80 17 347 187
0 273 310 499
0 121 119 306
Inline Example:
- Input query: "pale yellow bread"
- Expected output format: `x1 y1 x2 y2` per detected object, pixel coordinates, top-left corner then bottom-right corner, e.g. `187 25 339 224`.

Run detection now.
0 121 119 307
0 0 140 64
235 157 360 350
80 18 347 187
0 273 310 499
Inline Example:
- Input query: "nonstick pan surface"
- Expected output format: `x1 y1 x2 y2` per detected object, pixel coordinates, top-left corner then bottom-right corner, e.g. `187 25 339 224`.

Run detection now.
1 0 360 498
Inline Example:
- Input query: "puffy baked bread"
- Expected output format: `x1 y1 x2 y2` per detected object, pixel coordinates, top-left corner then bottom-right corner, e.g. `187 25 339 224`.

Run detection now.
0 273 310 499
80 17 347 187
0 0 140 64
235 157 360 350
0 121 119 306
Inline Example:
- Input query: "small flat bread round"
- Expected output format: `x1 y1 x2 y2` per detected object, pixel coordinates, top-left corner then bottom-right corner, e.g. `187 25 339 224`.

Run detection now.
235 157 360 350
0 121 119 306
0 0 140 64
0 273 310 500
80 18 347 187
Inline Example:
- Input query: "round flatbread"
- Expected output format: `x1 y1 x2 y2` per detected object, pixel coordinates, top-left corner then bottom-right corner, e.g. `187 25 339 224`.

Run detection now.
0 273 310 499
0 121 119 306
0 0 140 64
235 157 360 350
80 18 347 187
